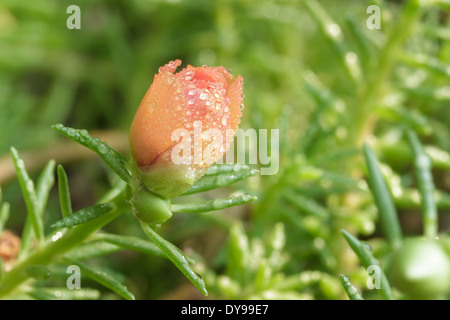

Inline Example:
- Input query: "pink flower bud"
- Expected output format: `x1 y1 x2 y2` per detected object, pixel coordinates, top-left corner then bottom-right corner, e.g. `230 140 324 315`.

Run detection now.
129 59 244 199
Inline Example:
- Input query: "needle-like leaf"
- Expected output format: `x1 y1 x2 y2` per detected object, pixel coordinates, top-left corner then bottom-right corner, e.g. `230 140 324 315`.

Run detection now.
10 147 44 246
57 165 72 218
362 144 402 250
171 193 256 214
341 229 395 300
51 203 116 229
140 222 207 296
52 124 131 184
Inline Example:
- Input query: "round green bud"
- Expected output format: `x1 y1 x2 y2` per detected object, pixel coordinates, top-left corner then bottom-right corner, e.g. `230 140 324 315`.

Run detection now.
390 237 450 299
131 187 172 224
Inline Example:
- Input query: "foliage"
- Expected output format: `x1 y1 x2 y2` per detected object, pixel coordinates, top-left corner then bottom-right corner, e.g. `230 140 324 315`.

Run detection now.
0 0 449 300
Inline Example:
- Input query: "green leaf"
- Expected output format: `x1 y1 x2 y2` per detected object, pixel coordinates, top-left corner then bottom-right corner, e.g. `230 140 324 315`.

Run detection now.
283 190 330 218
406 130 438 238
57 165 72 218
266 222 286 267
140 222 207 296
400 53 450 79
51 203 117 229
362 144 402 250
344 14 377 71
339 274 364 300
171 193 257 214
52 124 131 184
205 164 252 176
28 287 101 300
94 233 166 259
62 257 135 300
272 271 324 291
26 265 52 280
66 241 122 261
183 168 259 195
227 223 250 286
304 0 361 84
35 160 56 215
341 229 395 300
0 202 10 235
10 147 44 246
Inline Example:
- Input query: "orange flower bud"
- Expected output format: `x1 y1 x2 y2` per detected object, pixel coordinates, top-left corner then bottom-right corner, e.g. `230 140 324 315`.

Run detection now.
129 60 244 199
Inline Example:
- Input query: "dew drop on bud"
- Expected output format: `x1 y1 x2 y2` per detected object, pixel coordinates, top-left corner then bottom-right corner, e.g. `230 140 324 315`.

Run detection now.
222 115 228 126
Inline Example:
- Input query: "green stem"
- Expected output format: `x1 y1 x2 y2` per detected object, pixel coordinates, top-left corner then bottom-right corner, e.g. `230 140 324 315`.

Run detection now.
0 195 130 298
352 0 423 147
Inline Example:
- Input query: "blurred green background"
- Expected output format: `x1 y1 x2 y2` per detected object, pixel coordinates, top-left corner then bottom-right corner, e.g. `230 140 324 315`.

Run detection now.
0 0 449 299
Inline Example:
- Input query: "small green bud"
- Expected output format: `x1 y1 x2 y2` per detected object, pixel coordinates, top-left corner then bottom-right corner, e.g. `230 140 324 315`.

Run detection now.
131 187 172 224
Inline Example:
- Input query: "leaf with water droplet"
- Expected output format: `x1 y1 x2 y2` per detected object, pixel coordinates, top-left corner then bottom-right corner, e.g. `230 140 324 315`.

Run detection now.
183 166 259 195
10 147 44 246
62 257 135 300
52 124 131 184
140 222 207 296
341 229 395 300
26 265 52 280
171 193 257 214
339 274 363 300
51 203 116 229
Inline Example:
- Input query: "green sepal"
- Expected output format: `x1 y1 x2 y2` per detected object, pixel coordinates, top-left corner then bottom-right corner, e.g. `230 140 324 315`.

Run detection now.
138 162 207 200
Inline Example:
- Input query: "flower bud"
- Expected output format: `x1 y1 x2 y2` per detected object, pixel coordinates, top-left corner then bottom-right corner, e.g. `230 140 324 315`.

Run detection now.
129 59 244 199
130 187 172 224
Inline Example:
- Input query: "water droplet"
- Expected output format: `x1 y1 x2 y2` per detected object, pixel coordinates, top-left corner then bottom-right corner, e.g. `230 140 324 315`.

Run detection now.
16 159 25 169
79 129 89 137
67 128 76 137
199 92 209 100
328 23 341 37
187 99 196 106
224 106 229 113
188 89 197 96
167 77 175 84
345 52 357 64
26 180 34 193
98 143 108 154
363 242 372 252
52 231 63 242
221 115 228 126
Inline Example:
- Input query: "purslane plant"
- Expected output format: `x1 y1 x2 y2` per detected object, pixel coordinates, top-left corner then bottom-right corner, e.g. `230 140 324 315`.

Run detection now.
0 60 256 299
340 131 450 300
